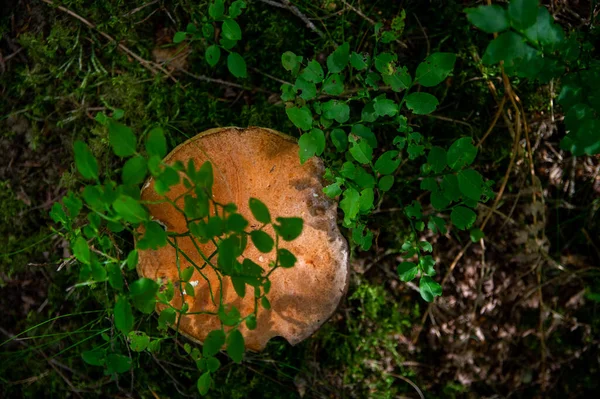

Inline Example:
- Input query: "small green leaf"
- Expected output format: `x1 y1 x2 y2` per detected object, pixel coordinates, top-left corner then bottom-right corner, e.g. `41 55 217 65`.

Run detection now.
415 52 456 87
114 296 134 334
209 0 225 19
350 51 368 70
108 121 137 157
173 31 187 43
73 236 91 264
203 329 226 357
470 227 485 242
359 188 374 212
229 0 247 18
349 139 373 165
226 329 245 363
249 198 271 223
327 42 350 73
82 349 105 366
197 371 212 396
331 128 348 152
282 51 302 75
128 331 150 352
286 106 313 131
205 45 221 67
405 92 439 115
122 156 147 185
113 195 148 224
451 206 477 230
222 19 242 40
322 73 344 95
300 60 324 83
126 250 138 270
419 276 442 302
447 137 477 170
379 175 394 191
278 248 297 268
340 188 360 222
129 278 159 314
251 230 274 253
427 146 447 173
294 76 317 100
323 182 342 198
274 217 303 241
261 296 271 310
227 52 247 78
373 96 399 117
374 151 400 175
106 353 132 374
465 5 510 33
321 100 350 123
107 263 124 291
73 141 99 180
246 314 257 330
457 169 484 201
158 307 176 330
181 266 194 282
397 261 418 282
351 124 377 148
508 0 538 30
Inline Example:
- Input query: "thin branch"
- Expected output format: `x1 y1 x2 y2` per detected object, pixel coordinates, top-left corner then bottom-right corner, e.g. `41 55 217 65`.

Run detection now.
259 0 326 39
341 0 408 48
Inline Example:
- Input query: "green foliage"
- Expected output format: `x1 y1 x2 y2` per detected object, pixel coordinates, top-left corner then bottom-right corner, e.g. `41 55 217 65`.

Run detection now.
466 0 600 156
50 112 303 395
281 29 491 301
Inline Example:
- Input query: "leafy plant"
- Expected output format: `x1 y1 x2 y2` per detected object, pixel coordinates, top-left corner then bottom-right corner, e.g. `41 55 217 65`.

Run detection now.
50 111 302 395
174 0 248 78
281 26 493 302
466 0 600 156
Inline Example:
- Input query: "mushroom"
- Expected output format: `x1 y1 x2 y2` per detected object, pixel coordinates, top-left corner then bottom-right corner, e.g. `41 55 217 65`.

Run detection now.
136 127 349 351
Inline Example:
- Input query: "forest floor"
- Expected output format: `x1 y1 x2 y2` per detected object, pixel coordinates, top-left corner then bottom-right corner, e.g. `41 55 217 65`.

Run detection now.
1 0 600 398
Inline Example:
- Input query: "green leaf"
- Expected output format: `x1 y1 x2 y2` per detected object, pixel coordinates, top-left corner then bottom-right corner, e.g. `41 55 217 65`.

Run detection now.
205 45 221 67
482 31 531 66
321 100 350 123
294 76 317 100
114 296 133 334
327 42 350 73
427 146 447 173
351 124 377 148
340 188 360 222
430 188 450 210
173 31 187 43
282 51 302 75
218 305 241 326
405 92 439 115
229 0 247 18
226 213 248 233
359 188 374 212
82 349 105 366
428 215 447 234
107 263 124 291
457 169 484 201
136 221 167 250
203 329 226 357
158 307 176 330
523 7 565 47
274 217 303 241
373 96 398 117
451 206 477 230
383 67 412 92
251 230 274 253
508 0 538 30
465 5 510 33
379 175 394 191
197 371 212 396
419 241 433 252
129 278 159 314
374 52 397 74
470 227 485 242
209 0 225 19
126 250 138 271
397 261 418 282
249 198 271 224
261 296 271 310
122 156 147 185
415 53 456 87
227 52 247 78
108 121 137 157
106 354 132 374
277 248 297 268
128 331 150 352
323 182 343 198
226 329 245 363
298 129 325 163
374 151 400 175
286 106 313 130
350 51 368 70
300 60 324 83
331 128 348 152
73 141 99 180
73 236 91 264
181 266 194 282
222 19 241 40
322 73 344 95
113 195 148 224
419 276 442 302
245 314 257 330
349 138 373 165
447 137 477 170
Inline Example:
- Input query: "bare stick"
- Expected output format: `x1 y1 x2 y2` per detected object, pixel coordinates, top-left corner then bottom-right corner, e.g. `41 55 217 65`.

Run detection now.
259 0 326 38
341 0 408 48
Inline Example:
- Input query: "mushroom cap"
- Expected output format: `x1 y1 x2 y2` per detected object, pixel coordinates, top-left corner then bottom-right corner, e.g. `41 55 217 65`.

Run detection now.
136 127 349 351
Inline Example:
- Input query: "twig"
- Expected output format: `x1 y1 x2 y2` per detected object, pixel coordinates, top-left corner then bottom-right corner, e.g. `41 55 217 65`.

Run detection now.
477 96 507 147
425 113 474 131
176 68 273 94
41 0 177 84
341 0 408 49
414 14 429 56
123 0 159 17
259 0 326 38
388 373 425 399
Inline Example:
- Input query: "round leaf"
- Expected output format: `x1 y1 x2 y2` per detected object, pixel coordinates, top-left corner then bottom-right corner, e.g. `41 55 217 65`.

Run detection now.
205 45 221 67
226 329 245 363
405 92 439 115
227 52 247 78
451 206 477 230
249 198 271 223
74 141 99 180
250 230 274 253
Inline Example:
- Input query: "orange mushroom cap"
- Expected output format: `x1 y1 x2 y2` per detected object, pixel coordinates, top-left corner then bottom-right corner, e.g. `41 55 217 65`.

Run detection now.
136 127 349 351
